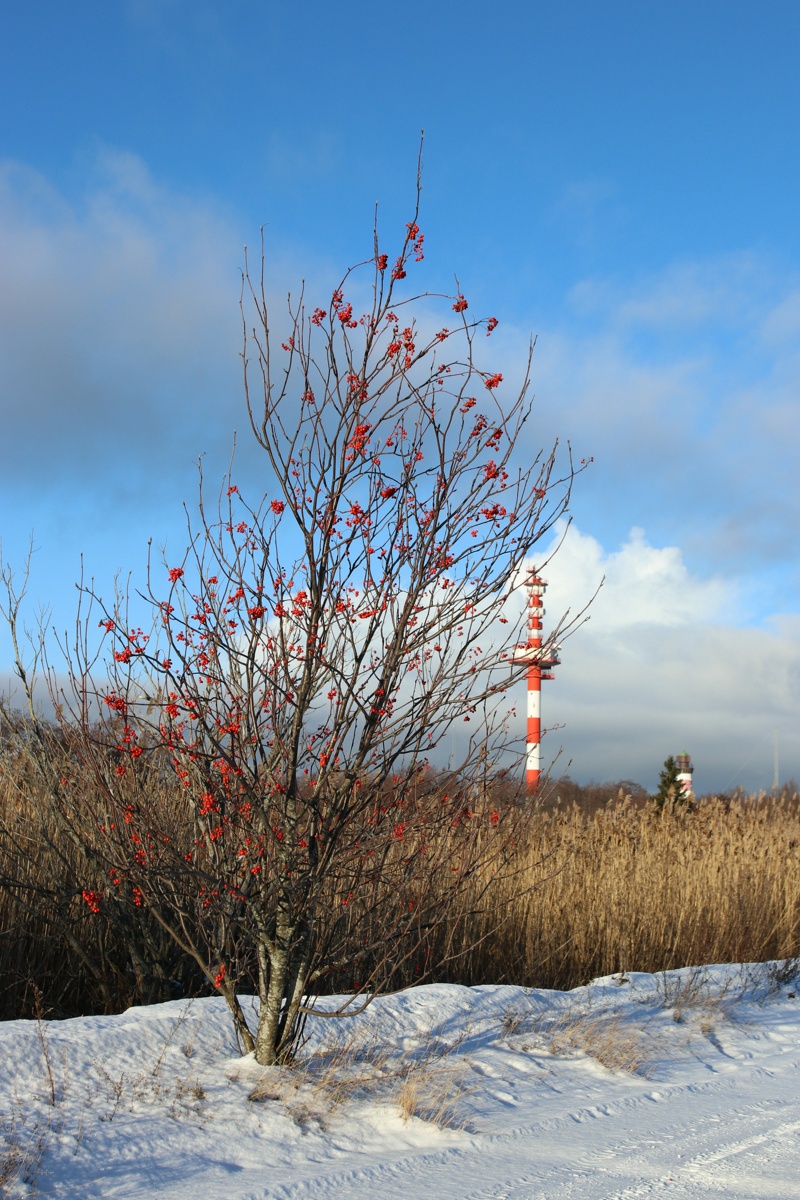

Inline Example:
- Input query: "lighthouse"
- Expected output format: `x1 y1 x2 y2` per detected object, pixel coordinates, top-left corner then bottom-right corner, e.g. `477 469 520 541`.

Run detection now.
676 752 694 799
513 571 559 792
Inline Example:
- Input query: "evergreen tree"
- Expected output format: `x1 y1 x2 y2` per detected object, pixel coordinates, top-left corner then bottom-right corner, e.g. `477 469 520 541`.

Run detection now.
653 755 683 810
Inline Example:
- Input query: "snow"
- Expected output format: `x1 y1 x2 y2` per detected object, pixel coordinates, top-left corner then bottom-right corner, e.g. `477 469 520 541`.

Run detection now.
2 964 799 1199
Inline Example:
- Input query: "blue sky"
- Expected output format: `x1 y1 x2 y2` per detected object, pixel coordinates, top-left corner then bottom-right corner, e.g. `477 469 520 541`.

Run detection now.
1 1 799 791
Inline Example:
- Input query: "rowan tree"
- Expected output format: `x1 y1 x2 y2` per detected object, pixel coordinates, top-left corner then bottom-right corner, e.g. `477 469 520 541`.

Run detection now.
12 177 579 1064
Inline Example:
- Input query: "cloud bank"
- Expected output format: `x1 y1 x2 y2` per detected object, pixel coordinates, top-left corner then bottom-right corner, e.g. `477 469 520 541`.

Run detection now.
538 523 800 794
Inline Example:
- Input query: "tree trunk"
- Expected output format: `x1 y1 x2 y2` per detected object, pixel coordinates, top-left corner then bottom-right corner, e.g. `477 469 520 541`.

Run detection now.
255 937 291 1065
220 981 256 1055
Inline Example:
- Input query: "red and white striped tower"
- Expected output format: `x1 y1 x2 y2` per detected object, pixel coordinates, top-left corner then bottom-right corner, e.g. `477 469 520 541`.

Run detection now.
513 571 559 793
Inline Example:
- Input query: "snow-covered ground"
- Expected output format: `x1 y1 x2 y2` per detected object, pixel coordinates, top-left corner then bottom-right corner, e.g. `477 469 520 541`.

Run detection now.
2 964 799 1199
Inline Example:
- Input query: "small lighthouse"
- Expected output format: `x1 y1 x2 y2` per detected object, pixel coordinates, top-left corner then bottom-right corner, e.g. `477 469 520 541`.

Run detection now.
513 571 559 792
676 752 694 799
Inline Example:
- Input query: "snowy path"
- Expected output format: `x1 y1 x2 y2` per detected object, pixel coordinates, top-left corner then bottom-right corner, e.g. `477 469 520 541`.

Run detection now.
1 966 798 1199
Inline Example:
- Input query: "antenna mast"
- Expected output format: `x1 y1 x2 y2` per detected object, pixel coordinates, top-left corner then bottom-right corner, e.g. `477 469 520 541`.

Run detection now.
513 571 559 792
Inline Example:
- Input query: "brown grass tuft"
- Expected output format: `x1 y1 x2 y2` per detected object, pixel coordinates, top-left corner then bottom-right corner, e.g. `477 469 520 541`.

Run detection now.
248 1030 468 1128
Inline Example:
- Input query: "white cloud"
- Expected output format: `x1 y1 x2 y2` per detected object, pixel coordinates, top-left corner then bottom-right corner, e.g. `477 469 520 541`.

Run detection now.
544 522 731 632
566 253 776 333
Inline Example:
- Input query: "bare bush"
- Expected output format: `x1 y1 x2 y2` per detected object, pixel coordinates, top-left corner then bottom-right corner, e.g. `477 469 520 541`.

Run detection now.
1 168 575 1064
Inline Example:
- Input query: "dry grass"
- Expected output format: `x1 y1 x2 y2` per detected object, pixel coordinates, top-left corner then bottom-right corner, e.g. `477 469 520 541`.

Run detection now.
2 745 800 1021
0 755 205 1020
498 995 656 1077
539 1008 655 1076
0 1057 55 1200
0 1112 48 1199
448 793 800 992
652 964 740 1024
247 1029 469 1128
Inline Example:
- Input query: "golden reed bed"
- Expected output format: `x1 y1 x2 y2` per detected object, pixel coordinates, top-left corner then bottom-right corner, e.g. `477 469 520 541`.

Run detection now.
2 767 798 1019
